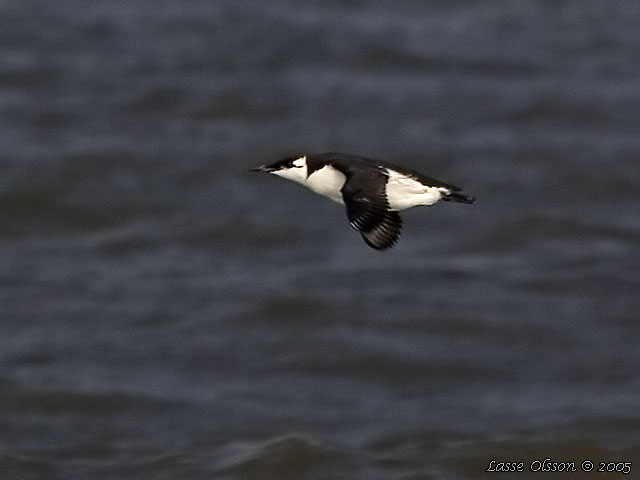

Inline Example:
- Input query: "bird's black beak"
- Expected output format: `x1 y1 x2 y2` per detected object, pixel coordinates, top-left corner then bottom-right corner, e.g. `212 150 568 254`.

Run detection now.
250 165 273 173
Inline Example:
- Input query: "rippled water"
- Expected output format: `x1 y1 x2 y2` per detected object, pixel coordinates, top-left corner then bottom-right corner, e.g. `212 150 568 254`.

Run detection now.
1 1 639 478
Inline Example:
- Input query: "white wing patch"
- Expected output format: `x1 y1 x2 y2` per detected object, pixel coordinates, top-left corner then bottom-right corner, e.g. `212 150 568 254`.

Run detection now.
385 169 444 211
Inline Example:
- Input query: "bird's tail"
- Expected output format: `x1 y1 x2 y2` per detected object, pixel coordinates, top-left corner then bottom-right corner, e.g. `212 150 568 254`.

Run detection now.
442 190 475 204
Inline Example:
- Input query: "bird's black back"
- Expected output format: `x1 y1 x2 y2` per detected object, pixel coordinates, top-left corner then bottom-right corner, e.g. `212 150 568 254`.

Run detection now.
306 152 461 191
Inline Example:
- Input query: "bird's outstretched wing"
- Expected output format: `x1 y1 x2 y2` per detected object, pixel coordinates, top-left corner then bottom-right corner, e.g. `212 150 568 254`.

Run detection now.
340 171 402 250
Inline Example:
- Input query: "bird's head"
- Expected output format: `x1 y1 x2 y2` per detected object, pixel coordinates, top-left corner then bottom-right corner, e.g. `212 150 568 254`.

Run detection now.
250 155 308 184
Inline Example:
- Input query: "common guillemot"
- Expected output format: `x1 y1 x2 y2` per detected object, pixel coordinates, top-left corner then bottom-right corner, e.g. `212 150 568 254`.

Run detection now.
251 152 474 250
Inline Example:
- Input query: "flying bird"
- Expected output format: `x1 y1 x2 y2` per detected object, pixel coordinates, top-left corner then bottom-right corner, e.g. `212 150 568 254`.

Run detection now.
251 152 474 250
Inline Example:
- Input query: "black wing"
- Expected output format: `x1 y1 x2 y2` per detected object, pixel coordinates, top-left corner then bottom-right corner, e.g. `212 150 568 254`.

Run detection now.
340 170 403 250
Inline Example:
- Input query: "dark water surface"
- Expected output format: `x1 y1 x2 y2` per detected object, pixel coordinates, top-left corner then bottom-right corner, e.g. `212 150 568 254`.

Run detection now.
1 1 639 478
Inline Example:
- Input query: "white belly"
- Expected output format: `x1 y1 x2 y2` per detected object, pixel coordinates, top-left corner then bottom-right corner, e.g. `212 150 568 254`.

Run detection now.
385 169 445 211
305 165 346 204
